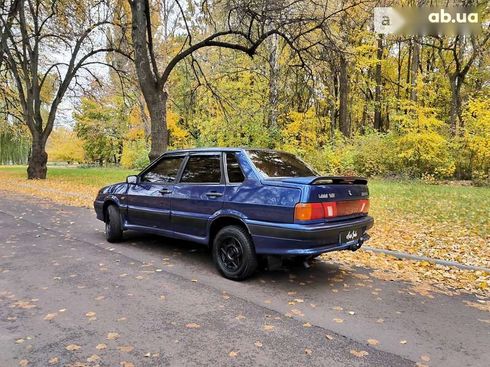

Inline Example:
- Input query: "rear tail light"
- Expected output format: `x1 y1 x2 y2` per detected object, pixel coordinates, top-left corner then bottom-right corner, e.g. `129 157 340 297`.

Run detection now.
294 203 325 221
322 202 337 218
294 199 369 222
359 199 370 213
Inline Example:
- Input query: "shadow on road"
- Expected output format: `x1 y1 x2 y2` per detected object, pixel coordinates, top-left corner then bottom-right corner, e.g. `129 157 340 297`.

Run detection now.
115 230 351 290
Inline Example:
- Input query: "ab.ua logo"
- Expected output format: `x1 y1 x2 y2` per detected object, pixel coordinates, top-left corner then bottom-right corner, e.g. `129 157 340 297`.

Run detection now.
374 7 482 35
427 9 478 24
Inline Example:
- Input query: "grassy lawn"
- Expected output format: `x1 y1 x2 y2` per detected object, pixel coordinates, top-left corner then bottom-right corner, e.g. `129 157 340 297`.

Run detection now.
0 165 137 207
0 165 488 295
369 179 490 238
0 165 137 189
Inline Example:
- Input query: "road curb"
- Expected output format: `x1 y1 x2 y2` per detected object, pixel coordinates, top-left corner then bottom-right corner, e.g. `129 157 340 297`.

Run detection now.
363 246 490 273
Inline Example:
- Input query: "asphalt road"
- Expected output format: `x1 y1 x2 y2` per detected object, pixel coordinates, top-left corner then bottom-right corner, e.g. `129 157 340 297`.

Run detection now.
0 192 488 367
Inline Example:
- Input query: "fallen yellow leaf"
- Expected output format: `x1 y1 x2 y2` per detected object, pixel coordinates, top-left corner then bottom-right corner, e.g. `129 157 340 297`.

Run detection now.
118 345 134 353
107 332 120 340
185 323 201 329
350 349 369 358
43 313 57 321
65 344 81 351
87 354 100 362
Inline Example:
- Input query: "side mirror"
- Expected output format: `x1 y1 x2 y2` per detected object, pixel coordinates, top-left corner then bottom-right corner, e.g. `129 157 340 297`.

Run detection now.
126 175 140 184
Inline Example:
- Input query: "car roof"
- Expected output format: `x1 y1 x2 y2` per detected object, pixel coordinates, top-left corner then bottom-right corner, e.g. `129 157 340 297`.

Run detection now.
164 147 276 154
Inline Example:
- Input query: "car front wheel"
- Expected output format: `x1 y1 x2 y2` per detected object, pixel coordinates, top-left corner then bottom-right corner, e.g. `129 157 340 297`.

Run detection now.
213 225 258 280
105 205 123 243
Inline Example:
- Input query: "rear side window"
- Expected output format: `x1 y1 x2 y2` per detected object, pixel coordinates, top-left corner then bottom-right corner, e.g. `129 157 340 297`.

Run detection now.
246 150 317 178
181 155 221 183
142 156 184 183
226 153 245 183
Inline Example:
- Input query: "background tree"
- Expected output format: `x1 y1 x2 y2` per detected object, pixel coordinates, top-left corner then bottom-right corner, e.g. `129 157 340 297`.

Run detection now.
0 0 20 67
74 93 128 165
429 34 490 135
1 0 489 184
46 127 85 164
127 0 356 161
1 0 127 178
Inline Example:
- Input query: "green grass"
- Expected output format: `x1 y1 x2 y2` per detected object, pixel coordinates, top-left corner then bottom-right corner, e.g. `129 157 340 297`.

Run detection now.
369 179 490 237
0 165 138 188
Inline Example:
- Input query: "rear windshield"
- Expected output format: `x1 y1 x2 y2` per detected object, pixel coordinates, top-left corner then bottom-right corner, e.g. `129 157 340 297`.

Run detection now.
246 150 317 178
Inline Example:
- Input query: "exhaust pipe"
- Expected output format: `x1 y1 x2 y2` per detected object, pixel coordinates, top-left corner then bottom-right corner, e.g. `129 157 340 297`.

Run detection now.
302 255 315 268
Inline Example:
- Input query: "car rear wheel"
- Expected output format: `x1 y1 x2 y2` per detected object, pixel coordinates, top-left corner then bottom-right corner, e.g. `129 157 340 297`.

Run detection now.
105 205 123 243
213 225 258 280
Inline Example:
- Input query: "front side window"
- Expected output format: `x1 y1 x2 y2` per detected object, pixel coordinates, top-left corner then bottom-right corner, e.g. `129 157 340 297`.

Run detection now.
181 155 221 183
226 153 245 183
246 150 317 178
141 156 184 183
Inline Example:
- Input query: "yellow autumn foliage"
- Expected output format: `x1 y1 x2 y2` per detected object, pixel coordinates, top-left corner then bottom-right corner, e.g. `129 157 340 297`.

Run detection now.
47 128 85 163
167 109 190 148
463 97 490 183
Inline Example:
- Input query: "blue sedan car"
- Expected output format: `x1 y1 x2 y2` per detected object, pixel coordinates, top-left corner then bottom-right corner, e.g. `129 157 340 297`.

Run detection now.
94 148 373 280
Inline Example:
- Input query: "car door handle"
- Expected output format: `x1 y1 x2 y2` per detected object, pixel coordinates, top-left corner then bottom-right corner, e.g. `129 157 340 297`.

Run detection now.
205 192 223 198
159 188 172 195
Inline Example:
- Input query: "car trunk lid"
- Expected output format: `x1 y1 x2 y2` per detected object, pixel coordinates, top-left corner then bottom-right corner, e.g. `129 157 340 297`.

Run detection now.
273 176 369 202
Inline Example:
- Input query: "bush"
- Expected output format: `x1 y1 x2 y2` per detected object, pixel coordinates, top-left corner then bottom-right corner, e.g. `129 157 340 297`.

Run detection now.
351 132 393 177
47 128 85 164
120 140 149 169
299 129 455 179
302 133 356 176
394 131 455 178
463 98 490 183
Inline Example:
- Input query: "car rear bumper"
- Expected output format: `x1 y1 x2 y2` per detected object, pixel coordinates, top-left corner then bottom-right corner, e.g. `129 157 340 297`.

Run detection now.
247 215 374 256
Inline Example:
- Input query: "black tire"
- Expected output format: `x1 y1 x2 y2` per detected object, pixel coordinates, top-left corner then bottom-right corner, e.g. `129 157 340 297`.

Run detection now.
212 225 258 280
105 205 123 243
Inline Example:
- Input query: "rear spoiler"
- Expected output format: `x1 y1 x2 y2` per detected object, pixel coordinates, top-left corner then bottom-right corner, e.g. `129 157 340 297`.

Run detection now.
310 176 368 185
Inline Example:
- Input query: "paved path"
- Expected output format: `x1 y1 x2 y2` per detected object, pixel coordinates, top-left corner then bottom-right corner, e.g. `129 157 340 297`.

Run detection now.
0 192 488 367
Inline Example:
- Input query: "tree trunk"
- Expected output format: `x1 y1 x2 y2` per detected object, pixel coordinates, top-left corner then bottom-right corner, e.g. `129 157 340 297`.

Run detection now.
130 0 168 162
396 38 402 108
331 69 338 133
147 90 168 162
268 33 280 131
449 75 462 136
138 93 151 141
338 55 350 137
374 35 383 131
410 36 420 102
27 134 48 179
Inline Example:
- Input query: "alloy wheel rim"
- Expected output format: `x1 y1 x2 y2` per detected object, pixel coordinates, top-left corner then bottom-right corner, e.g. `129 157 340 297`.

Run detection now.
219 238 243 272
